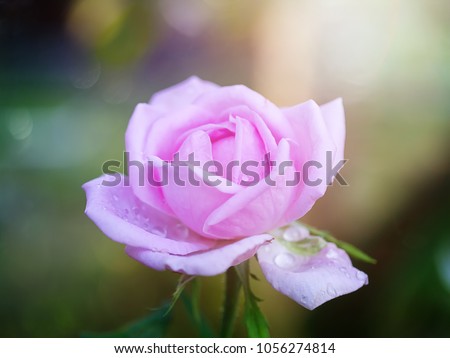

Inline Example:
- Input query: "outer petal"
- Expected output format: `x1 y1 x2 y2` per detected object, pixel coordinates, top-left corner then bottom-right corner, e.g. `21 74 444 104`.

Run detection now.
126 234 272 276
320 98 346 168
143 104 216 160
83 175 217 255
281 100 335 223
125 103 174 216
257 240 368 310
150 76 219 112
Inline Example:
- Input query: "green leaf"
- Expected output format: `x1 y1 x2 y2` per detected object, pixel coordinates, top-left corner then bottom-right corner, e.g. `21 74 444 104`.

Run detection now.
235 261 270 338
81 302 172 338
303 223 377 264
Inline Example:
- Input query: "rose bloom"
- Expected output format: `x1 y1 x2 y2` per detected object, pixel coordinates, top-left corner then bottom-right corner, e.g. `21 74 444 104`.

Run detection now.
83 77 367 309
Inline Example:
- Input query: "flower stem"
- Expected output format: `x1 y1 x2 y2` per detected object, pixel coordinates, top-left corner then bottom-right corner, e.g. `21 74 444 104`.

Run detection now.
220 267 242 337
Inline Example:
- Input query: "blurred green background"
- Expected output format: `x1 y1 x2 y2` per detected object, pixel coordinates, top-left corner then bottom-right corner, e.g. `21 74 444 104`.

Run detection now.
1 0 449 337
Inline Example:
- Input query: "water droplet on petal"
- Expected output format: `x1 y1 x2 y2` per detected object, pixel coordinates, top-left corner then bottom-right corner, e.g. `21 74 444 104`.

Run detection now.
270 228 283 239
174 223 189 239
326 250 339 259
274 253 296 269
299 295 309 305
327 283 337 297
283 225 309 242
143 217 150 229
151 226 167 237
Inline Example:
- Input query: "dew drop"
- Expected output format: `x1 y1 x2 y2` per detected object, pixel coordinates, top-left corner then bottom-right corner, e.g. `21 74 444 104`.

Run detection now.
299 295 309 305
274 253 296 269
151 226 167 237
270 228 283 239
174 223 189 239
340 266 351 278
283 225 309 242
326 250 339 259
327 283 337 297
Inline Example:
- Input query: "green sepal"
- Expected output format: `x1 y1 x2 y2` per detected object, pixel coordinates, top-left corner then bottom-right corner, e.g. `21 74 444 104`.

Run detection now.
303 223 377 264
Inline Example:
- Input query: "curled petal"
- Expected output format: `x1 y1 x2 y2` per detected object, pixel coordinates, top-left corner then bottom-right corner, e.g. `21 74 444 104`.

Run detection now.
126 234 272 276
125 103 174 216
194 84 293 141
83 175 216 255
203 138 298 238
320 98 346 168
161 130 236 237
257 240 368 310
281 100 336 223
150 76 219 112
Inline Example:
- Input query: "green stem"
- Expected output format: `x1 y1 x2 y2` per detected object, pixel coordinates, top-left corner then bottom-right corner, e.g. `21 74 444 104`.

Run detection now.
190 279 201 327
220 267 242 337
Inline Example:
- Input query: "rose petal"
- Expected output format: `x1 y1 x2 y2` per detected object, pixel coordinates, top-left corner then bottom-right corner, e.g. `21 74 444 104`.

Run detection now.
125 103 174 216
203 138 297 238
257 240 368 310
143 104 215 161
83 175 217 255
124 103 225 216
150 76 219 112
194 85 293 141
281 100 335 223
126 234 272 276
162 130 238 237
320 98 346 168
231 116 266 182
220 105 278 155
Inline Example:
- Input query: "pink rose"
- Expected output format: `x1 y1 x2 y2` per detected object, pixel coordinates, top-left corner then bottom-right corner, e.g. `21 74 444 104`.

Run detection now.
83 76 367 309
